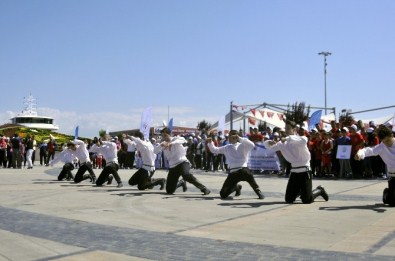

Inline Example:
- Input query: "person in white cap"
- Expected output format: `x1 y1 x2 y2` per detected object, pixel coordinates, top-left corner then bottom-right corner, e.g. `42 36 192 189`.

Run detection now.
206 130 264 199
266 120 329 204
123 131 166 190
155 127 211 195
355 125 395 206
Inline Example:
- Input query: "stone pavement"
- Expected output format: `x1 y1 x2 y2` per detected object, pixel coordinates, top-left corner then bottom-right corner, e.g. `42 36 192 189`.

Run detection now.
1 164 395 260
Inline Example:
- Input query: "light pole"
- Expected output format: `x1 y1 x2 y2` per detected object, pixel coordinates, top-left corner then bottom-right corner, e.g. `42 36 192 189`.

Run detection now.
318 51 331 114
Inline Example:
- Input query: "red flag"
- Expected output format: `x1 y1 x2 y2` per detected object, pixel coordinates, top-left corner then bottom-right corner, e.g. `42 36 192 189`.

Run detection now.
248 117 256 125
277 113 284 121
267 112 274 118
250 109 256 116
259 110 265 118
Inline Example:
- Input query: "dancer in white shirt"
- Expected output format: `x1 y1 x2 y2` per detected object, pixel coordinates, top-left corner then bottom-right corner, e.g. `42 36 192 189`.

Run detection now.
123 131 166 190
90 135 123 188
49 142 76 181
206 130 264 199
70 139 97 184
154 127 211 195
266 120 329 204
355 125 395 206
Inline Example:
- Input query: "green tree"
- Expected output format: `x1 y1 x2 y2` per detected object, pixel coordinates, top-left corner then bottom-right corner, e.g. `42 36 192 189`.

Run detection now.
99 129 106 138
197 120 212 132
284 102 310 125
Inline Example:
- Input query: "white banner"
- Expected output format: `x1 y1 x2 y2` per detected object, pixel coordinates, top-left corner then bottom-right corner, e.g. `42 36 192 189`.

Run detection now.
336 145 352 159
140 107 153 141
247 142 280 171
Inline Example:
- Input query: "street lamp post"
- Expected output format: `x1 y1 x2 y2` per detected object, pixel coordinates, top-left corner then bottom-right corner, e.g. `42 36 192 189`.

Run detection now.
318 51 332 114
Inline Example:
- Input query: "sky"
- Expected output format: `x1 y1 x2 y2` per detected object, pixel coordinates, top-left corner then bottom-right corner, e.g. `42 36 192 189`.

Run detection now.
1 0 395 138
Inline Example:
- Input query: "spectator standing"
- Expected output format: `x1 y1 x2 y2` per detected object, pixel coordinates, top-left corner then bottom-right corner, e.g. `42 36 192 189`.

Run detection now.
0 137 7 168
11 133 22 169
336 127 353 179
47 138 57 165
349 124 365 178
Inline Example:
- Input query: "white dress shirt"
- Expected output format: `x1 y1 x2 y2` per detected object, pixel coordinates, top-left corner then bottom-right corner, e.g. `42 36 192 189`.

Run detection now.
267 135 310 172
207 137 254 170
73 139 90 163
154 136 188 168
90 141 118 165
50 149 76 166
124 137 155 172
357 141 395 173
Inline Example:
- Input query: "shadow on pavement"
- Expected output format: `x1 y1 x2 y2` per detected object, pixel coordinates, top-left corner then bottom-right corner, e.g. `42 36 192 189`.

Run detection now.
319 203 387 213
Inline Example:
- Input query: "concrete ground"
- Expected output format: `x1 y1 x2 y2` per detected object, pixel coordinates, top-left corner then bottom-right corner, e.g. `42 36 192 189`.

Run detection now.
0 164 394 260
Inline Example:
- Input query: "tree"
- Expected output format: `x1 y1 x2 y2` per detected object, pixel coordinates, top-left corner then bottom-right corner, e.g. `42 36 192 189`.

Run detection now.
284 102 310 125
99 129 106 138
197 120 212 132
339 113 354 127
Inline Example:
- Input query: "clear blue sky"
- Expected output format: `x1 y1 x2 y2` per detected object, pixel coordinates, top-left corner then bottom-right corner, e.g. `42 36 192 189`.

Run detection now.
1 0 394 137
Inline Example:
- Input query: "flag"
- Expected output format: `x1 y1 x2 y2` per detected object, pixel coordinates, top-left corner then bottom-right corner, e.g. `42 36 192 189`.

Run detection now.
74 126 79 140
218 115 225 133
308 110 322 131
140 107 153 140
248 117 256 125
168 118 174 133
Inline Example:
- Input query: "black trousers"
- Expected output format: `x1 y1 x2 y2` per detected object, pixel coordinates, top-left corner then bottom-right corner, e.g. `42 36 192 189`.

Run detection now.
285 171 314 204
129 168 157 190
220 167 260 198
387 177 395 206
166 161 206 194
96 162 121 186
74 162 96 183
125 151 136 169
58 163 74 181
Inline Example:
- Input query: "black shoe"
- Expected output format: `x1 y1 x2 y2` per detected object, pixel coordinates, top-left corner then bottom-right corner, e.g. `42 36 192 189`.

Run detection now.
317 185 329 201
383 188 389 204
255 190 265 200
181 180 187 192
235 184 242 197
107 176 113 185
117 182 123 188
202 188 211 195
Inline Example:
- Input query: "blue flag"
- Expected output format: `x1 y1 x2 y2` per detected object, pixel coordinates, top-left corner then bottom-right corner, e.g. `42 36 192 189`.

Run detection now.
74 126 79 139
168 118 174 133
308 110 322 131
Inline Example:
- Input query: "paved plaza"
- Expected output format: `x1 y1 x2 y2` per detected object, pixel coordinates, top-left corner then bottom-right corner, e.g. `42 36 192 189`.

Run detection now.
1 164 395 260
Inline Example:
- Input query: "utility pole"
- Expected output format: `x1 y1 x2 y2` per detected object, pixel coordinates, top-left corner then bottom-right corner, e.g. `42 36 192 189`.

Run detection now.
318 51 332 114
